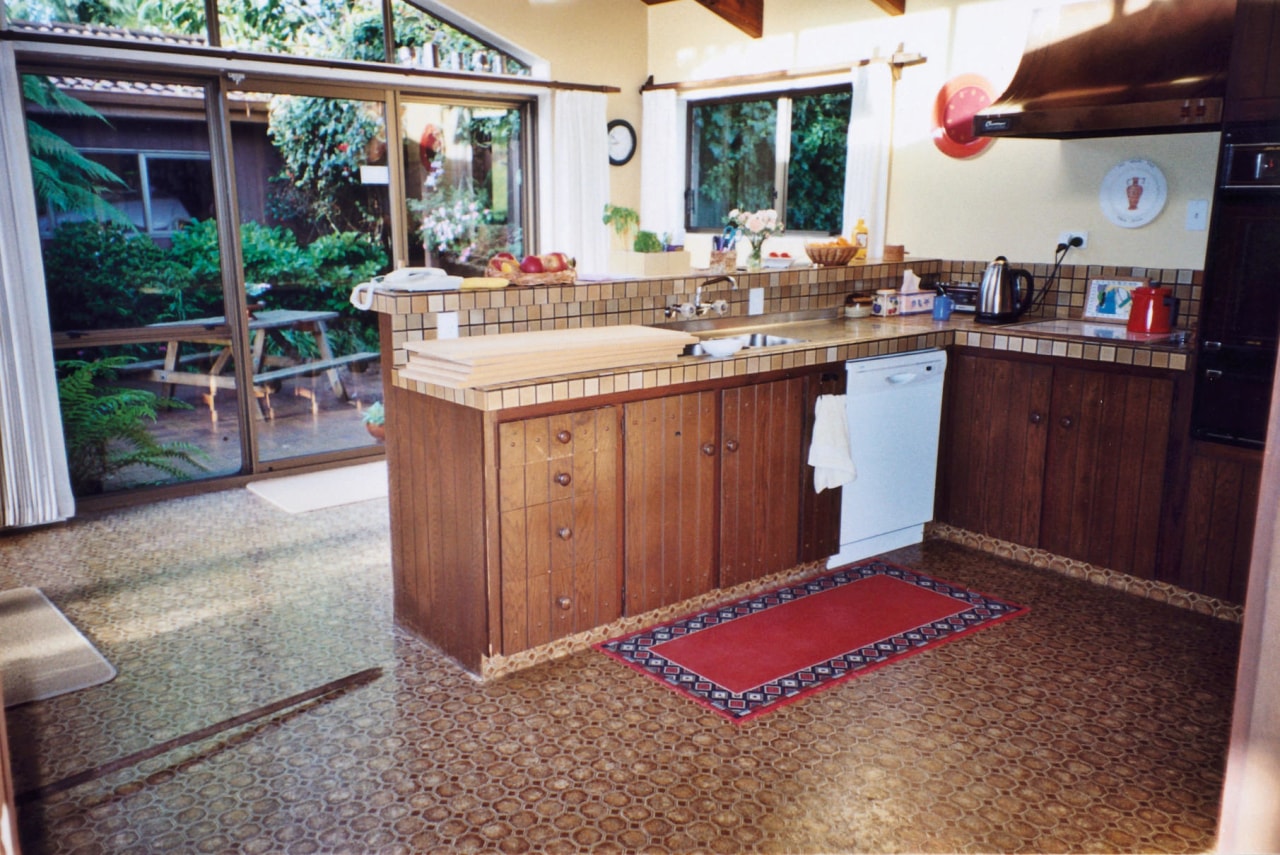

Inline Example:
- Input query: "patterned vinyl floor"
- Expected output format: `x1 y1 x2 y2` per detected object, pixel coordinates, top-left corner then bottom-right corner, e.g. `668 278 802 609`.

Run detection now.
0 487 1240 854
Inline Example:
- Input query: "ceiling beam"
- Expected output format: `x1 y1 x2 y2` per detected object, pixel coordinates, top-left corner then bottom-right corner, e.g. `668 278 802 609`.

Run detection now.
869 0 906 13
641 0 763 38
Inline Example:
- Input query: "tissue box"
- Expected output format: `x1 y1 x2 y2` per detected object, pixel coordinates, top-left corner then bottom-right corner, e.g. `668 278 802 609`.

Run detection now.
899 291 935 315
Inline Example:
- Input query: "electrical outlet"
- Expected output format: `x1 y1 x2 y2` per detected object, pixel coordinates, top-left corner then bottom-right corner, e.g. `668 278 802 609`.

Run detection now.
1186 199 1209 231
1058 230 1088 249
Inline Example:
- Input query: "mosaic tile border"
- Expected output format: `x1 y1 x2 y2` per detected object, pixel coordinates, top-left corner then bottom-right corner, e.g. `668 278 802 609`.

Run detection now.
393 331 954 411
480 560 832 681
927 522 1243 623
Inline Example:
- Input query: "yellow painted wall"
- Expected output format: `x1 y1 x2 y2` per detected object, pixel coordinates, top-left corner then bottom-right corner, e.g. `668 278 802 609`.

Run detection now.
433 0 649 212
442 0 1218 270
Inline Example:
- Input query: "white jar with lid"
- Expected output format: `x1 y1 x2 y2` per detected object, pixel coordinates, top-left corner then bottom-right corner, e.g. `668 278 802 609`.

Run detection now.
872 289 899 317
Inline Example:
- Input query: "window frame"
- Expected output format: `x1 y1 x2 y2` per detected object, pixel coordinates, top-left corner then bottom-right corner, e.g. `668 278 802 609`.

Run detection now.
683 83 851 237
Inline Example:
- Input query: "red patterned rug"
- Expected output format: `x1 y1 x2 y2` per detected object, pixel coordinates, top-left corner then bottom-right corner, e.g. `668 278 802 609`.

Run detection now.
595 559 1029 723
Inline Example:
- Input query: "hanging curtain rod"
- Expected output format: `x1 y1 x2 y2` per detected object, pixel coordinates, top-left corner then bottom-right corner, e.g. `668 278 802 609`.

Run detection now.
640 50 925 93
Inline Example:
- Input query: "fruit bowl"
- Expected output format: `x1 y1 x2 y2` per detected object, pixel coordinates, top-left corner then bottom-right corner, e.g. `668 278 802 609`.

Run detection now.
805 244 857 267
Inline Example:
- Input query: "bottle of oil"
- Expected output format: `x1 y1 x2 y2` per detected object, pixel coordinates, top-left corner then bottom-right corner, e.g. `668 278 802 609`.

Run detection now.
853 218 868 260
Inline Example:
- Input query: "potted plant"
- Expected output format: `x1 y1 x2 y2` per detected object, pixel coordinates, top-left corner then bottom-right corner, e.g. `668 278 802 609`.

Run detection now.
604 205 691 277
362 401 386 442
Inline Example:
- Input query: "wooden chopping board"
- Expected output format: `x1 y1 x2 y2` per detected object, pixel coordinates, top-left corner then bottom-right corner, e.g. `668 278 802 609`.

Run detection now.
401 325 697 388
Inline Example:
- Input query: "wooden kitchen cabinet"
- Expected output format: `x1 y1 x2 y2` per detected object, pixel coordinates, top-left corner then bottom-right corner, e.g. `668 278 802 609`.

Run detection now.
498 408 622 653
1173 440 1262 603
622 391 718 615
719 377 806 587
623 370 837 614
938 349 1176 579
1225 0 1280 122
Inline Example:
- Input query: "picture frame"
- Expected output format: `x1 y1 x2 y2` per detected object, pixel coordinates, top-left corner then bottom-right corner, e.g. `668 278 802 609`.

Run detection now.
1083 276 1148 322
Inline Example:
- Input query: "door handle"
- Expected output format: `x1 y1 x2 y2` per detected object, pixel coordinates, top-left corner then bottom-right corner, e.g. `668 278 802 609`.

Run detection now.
886 373 917 385
1059 416 1074 429
701 442 716 456
554 472 572 486
1204 369 1223 381
1030 412 1043 424
725 439 740 452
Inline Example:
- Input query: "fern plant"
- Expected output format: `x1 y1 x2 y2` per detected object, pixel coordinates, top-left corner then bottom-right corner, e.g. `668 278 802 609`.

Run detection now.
57 357 209 494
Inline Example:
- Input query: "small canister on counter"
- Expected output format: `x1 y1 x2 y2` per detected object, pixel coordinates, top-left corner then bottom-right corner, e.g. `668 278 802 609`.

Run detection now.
872 289 899 317
845 293 873 318
932 294 954 320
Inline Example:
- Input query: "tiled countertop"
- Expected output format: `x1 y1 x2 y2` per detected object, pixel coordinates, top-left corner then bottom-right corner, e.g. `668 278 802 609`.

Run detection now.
391 311 1193 413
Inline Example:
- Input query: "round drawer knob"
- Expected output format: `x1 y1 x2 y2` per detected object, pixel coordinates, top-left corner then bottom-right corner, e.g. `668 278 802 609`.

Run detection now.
701 442 716 457
556 596 572 610
725 439 740 453
557 526 573 540
1030 412 1043 425
554 472 572 487
555 430 572 444
1059 416 1074 429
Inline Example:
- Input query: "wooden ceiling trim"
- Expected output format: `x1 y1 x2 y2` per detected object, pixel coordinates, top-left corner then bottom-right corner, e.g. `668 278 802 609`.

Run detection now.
869 0 906 14
641 0 763 38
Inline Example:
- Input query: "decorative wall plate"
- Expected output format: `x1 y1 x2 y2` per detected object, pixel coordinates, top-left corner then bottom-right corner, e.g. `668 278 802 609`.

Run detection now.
1099 158 1167 228
931 74 996 159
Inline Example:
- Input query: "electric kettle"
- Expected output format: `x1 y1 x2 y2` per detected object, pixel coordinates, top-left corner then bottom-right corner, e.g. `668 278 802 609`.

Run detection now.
976 256 1034 325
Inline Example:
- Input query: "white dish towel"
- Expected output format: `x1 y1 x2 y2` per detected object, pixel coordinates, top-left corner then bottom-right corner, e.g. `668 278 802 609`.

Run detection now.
808 394 856 492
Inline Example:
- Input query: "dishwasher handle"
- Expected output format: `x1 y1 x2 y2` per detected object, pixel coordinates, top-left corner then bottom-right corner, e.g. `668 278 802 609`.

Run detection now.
886 372 919 385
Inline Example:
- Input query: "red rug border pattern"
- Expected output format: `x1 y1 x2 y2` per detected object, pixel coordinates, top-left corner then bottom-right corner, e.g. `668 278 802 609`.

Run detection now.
594 559 1030 724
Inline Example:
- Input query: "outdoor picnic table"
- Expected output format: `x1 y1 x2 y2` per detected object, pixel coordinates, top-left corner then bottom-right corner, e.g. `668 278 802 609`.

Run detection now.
146 309 376 420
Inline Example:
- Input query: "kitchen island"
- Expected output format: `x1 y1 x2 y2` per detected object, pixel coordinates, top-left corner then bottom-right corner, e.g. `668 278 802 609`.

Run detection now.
371 264 1214 676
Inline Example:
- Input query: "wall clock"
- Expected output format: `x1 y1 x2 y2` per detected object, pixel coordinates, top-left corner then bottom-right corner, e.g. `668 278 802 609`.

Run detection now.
607 119 636 166
932 74 996 159
1099 158 1167 228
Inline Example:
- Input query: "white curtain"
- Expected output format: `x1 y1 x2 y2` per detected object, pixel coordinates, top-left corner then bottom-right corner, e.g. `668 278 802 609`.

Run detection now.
0 44 76 527
549 90 609 275
640 88 682 242
842 61 894 260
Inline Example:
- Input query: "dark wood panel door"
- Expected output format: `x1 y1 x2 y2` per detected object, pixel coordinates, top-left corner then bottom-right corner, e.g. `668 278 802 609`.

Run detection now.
1175 441 1262 603
1040 367 1174 579
498 407 621 653
720 377 806 588
623 392 718 615
936 351 1051 546
800 367 848 563
1226 0 1280 121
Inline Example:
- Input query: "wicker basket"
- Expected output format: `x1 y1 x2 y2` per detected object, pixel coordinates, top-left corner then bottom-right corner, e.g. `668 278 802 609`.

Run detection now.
805 244 857 267
485 263 577 286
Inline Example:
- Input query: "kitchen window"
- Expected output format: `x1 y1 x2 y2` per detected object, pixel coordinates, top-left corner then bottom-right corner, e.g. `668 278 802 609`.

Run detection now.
685 85 852 235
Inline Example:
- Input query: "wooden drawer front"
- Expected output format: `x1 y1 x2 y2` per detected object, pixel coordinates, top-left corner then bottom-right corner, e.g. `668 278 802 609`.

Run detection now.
499 410 608 511
499 408 621 653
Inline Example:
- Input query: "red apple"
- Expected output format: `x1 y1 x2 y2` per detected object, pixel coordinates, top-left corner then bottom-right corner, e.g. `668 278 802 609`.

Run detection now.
541 252 570 272
491 251 516 264
519 255 545 274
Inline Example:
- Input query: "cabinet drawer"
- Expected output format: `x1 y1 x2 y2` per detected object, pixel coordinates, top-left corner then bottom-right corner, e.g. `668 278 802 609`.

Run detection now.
499 409 616 510
498 407 621 653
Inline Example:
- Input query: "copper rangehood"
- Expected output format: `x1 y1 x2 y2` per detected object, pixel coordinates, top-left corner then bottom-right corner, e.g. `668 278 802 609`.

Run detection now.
975 0 1237 139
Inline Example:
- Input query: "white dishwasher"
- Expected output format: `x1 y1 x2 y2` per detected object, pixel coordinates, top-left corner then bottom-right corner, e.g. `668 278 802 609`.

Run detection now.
828 349 947 566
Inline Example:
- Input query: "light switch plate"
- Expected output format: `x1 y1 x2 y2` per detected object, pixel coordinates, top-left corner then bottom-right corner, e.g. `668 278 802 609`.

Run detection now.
437 311 459 339
1186 199 1209 231
748 287 764 316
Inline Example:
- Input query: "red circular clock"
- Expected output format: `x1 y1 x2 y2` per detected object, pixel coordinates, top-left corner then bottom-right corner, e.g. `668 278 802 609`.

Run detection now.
932 74 996 159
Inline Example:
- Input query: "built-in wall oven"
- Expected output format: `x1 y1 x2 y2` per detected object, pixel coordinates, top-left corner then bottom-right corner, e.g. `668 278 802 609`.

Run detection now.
1191 123 1280 449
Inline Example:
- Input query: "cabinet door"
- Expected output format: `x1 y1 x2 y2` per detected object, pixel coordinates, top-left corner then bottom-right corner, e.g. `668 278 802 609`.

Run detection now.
1040 366 1174 579
1225 0 1280 121
936 351 1051 546
1174 441 1261 603
623 392 718 615
498 407 621 653
720 377 806 588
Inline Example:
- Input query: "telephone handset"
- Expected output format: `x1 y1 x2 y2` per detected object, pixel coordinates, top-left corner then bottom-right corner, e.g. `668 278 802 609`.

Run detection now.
349 267 464 310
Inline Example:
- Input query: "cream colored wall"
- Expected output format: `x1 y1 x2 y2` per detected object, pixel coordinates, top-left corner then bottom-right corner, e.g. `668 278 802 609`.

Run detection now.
645 0 1218 270
433 0 649 212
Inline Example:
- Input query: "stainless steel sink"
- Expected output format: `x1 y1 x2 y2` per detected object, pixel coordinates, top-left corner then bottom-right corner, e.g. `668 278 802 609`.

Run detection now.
681 333 807 357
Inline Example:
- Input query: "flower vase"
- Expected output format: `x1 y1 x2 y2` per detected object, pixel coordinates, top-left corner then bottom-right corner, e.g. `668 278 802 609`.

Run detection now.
746 239 764 272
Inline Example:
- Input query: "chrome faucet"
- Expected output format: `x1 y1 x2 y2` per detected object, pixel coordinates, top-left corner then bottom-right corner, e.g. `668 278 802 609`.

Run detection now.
665 275 739 319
